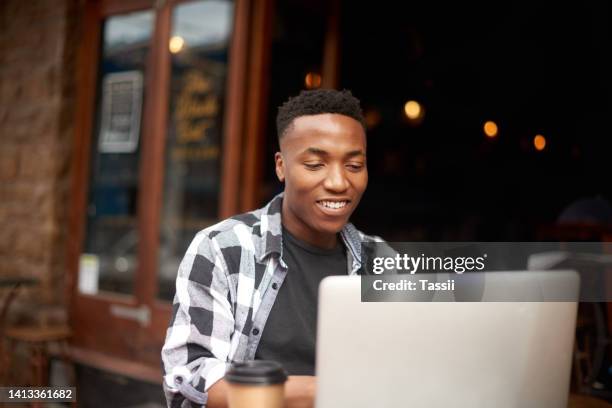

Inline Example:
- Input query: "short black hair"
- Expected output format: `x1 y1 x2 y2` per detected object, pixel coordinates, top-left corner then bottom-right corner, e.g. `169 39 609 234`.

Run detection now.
276 89 365 140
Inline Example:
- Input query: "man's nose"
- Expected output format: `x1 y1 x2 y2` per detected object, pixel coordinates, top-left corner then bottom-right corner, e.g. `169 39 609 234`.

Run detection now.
323 165 349 192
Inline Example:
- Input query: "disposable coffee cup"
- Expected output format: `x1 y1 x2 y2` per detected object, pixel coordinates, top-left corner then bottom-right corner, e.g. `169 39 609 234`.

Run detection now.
225 360 288 408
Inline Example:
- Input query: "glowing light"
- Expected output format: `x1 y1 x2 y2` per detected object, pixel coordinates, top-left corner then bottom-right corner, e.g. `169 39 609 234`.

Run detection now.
169 36 185 53
404 100 422 120
483 121 498 138
305 72 322 89
534 134 546 151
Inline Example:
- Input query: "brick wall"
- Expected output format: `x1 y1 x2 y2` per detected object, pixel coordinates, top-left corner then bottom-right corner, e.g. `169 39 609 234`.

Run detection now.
0 0 82 318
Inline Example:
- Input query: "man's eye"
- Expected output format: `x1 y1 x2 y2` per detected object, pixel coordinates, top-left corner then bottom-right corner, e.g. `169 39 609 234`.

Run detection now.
304 163 324 170
346 163 364 171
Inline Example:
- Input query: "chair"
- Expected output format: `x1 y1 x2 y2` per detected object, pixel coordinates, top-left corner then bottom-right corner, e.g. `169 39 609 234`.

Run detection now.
3 322 72 387
1 290 74 408
0 277 38 385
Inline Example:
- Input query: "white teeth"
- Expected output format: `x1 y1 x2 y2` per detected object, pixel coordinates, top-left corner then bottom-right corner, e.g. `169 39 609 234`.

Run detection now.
320 201 347 209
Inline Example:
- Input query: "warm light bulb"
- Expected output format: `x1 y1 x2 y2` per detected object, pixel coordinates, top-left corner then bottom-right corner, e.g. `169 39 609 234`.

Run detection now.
404 100 422 120
169 36 185 53
534 134 546 151
304 72 322 89
483 121 498 138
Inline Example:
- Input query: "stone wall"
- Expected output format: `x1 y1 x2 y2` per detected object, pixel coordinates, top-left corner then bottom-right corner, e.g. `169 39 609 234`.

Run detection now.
0 0 81 318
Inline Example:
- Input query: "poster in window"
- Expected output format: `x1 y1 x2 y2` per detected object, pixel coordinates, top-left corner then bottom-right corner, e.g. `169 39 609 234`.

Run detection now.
98 71 143 153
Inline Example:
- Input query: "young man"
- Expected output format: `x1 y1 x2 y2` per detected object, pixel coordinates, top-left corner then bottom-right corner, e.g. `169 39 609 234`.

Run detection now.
162 89 379 408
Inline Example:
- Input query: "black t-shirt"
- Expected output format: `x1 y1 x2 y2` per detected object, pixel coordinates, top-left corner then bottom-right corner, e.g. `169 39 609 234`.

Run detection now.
254 227 347 375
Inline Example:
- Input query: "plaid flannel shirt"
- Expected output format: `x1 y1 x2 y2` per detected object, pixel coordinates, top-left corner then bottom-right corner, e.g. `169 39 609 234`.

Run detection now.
161 193 378 407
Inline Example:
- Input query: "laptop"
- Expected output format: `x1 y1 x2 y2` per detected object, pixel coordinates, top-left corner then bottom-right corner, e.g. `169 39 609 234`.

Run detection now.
315 271 579 408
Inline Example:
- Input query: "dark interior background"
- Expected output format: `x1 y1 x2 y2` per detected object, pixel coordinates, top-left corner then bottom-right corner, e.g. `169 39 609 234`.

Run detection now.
262 0 612 241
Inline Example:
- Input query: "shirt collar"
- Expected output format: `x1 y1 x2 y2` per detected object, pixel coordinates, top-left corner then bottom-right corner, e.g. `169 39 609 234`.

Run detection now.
257 192 363 267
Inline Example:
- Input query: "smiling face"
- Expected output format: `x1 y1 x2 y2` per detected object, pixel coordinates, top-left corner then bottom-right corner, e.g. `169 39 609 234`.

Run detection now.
275 113 368 248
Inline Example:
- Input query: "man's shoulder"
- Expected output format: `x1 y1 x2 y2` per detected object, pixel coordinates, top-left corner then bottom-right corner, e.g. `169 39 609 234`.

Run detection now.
196 193 281 243
184 194 282 263
196 206 267 243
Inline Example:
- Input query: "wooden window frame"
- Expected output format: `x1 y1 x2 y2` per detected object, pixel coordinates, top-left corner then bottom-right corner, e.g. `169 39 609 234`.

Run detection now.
66 0 269 379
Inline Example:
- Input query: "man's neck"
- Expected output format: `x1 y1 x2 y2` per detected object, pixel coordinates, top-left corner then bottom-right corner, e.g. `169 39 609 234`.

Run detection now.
281 201 339 250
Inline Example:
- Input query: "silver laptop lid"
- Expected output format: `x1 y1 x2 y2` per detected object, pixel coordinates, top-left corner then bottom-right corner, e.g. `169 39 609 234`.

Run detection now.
315 271 578 408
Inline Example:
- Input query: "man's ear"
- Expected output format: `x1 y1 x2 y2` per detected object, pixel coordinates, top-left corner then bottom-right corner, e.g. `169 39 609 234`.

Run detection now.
274 152 285 182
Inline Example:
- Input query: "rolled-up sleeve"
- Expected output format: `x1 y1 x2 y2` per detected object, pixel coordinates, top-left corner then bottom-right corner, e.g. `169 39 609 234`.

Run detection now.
162 232 235 407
